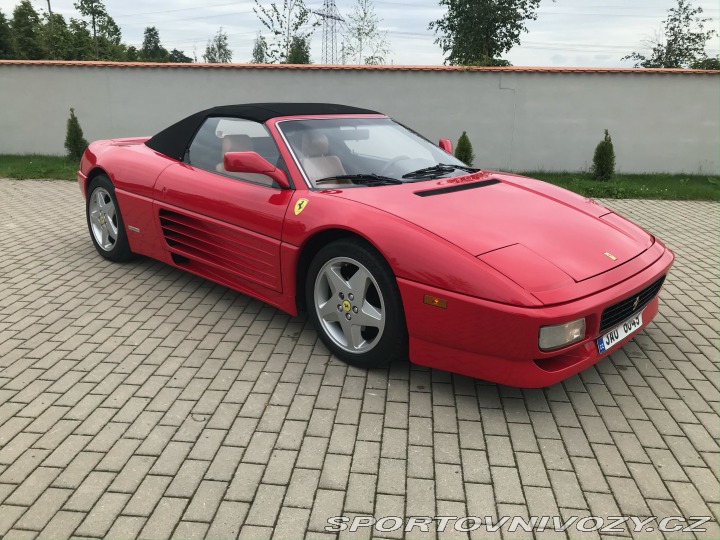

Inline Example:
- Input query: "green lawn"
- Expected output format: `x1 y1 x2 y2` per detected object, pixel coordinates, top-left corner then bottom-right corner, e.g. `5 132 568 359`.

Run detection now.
0 155 78 180
1 155 718 201
522 171 720 201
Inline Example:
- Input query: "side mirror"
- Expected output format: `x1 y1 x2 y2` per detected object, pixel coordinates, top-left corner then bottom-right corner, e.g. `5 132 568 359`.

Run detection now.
224 151 290 189
438 138 453 154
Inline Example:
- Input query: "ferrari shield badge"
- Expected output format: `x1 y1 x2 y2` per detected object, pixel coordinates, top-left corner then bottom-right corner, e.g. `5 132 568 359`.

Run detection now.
294 198 309 215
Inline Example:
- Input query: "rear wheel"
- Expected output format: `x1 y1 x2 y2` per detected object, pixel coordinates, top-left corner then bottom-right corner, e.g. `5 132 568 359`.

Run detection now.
86 174 133 262
306 238 408 368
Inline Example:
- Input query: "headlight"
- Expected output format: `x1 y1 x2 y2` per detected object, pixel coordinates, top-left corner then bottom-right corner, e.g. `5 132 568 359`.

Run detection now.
539 318 586 351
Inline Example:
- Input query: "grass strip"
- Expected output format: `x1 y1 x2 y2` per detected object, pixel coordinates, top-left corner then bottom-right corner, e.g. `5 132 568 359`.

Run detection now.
1 155 718 201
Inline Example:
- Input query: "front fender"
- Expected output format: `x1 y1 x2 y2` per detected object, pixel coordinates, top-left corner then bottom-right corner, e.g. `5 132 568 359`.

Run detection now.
283 191 541 307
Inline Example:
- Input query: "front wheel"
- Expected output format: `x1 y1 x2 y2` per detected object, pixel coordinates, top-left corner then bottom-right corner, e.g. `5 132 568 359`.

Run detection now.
86 174 134 262
306 238 408 368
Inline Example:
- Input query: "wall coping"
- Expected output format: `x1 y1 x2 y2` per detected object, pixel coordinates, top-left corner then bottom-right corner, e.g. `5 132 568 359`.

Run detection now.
1 59 718 74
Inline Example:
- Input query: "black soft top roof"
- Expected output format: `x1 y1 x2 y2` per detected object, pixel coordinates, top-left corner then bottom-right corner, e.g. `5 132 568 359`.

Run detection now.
145 102 382 161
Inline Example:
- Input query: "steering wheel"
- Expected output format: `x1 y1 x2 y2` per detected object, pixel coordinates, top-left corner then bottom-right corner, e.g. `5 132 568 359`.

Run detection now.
379 155 410 175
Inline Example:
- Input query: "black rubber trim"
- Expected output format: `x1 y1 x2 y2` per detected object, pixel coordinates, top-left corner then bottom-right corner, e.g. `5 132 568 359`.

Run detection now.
414 179 500 197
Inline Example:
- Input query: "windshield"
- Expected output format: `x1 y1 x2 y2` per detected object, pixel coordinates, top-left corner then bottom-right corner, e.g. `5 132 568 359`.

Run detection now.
277 117 476 187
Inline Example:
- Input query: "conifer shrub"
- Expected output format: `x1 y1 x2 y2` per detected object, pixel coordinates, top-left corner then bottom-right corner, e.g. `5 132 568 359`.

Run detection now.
591 129 616 181
65 108 89 161
455 131 475 166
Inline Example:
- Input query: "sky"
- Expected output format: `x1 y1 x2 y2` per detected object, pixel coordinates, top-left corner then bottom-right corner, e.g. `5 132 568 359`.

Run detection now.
1 0 718 67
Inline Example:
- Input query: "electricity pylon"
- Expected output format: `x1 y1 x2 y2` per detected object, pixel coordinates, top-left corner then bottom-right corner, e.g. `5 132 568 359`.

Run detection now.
313 0 344 64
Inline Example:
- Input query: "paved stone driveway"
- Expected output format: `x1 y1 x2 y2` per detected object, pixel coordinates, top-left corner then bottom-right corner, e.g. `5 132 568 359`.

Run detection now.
0 179 718 540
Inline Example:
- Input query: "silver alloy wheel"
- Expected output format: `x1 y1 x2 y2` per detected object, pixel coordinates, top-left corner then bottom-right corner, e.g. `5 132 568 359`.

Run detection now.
88 187 119 252
314 256 386 354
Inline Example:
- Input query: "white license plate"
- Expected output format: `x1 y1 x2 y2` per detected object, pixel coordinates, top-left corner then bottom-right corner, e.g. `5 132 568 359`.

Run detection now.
597 311 643 353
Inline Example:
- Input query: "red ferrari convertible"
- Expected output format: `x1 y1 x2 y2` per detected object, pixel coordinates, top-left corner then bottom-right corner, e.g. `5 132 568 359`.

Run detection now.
78 103 674 387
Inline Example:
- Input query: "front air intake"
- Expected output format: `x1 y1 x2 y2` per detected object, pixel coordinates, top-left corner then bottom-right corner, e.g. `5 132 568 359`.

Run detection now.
599 276 666 333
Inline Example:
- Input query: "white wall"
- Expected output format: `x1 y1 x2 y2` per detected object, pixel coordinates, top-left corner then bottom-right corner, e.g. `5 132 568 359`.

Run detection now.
0 63 718 174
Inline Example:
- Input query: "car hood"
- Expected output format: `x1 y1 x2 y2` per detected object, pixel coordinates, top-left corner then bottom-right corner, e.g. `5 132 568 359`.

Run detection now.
328 172 654 283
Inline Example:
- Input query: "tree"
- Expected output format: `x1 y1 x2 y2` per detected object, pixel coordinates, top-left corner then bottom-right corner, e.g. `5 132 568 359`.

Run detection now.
67 17 95 60
65 108 89 161
455 131 475 166
285 35 310 63
41 1 54 52
141 26 168 61
253 0 318 63
169 48 193 63
623 0 718 68
0 9 14 59
125 45 138 61
343 0 390 64
98 16 121 45
429 0 547 66
74 0 121 59
40 12 73 60
251 32 269 63
691 57 720 70
11 0 45 60
203 27 232 63
591 129 616 182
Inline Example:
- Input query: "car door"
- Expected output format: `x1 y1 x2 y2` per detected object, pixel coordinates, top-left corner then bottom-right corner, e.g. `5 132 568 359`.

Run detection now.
153 116 294 293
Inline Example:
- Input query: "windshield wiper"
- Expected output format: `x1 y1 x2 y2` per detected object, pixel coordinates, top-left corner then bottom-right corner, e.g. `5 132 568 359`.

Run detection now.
315 174 403 186
402 163 481 179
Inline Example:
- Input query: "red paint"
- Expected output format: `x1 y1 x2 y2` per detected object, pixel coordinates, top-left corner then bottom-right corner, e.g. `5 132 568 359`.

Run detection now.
78 111 674 387
224 151 290 188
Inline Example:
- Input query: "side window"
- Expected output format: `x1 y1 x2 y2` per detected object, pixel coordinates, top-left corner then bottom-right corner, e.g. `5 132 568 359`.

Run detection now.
186 117 285 187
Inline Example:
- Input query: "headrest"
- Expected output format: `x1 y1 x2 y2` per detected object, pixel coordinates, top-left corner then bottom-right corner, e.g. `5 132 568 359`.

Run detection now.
223 134 254 153
301 132 329 157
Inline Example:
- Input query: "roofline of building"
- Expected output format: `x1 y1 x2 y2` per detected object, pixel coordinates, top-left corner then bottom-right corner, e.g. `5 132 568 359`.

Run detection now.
1 59 718 74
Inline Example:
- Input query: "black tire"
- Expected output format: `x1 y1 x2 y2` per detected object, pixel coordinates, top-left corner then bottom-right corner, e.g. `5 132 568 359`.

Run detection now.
305 238 408 368
86 174 134 262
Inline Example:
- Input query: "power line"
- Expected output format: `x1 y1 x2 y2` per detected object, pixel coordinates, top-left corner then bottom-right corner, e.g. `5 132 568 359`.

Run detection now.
114 7 255 26
111 1 243 19
91 0 717 28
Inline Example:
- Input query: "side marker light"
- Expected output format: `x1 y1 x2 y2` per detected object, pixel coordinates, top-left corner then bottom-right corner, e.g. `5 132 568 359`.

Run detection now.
423 295 448 309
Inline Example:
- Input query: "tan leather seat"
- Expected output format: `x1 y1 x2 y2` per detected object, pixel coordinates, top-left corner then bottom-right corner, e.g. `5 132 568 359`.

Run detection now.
300 132 347 185
216 134 274 186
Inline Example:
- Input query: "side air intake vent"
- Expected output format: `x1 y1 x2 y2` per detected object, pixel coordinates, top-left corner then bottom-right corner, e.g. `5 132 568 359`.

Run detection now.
158 208 279 289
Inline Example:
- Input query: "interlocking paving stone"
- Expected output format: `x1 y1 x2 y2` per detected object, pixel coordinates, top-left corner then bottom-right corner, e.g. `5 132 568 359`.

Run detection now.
74 491 131 537
105 515 147 539
139 496 188 539
37 510 85 539
273 506 311 539
182 479 227 522
245 484 286 527
13 487 72 531
124 474 173 517
343 472 376 514
0 180 718 538
63 471 115 512
285 468 321 509
206 500 248 539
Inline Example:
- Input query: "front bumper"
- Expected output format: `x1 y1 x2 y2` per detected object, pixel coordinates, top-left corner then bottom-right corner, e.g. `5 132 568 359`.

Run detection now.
77 170 88 198
398 245 674 388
